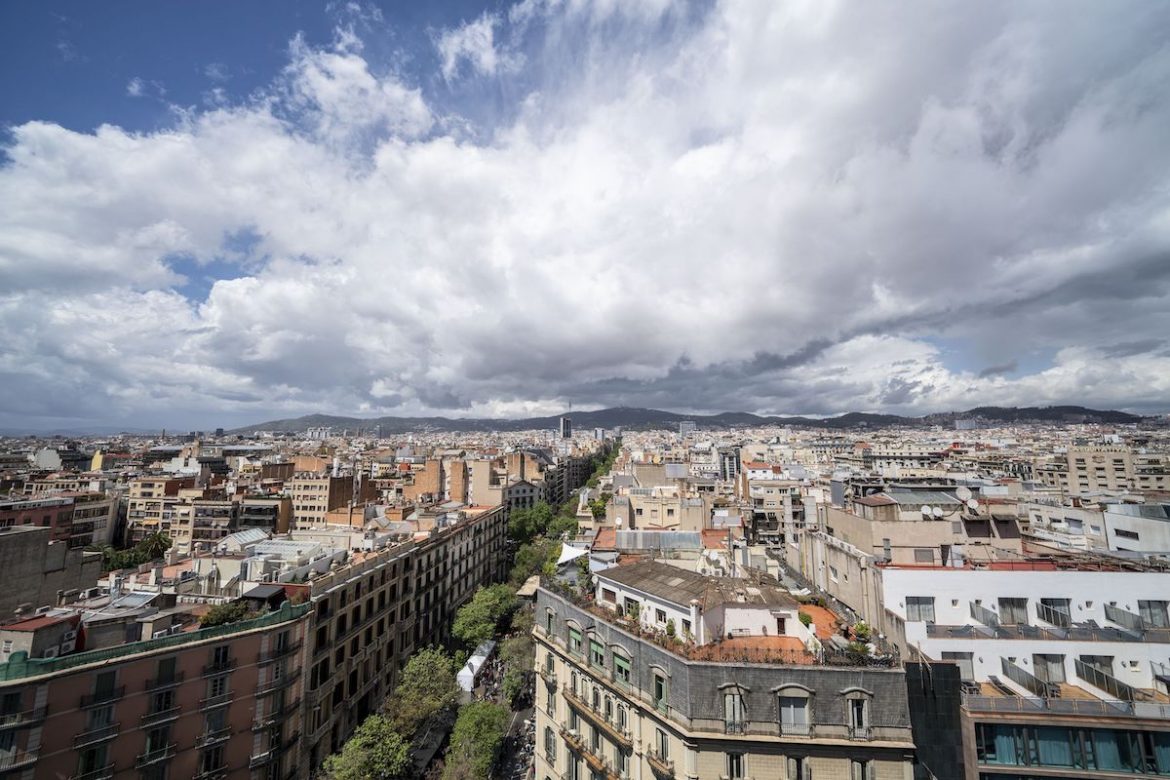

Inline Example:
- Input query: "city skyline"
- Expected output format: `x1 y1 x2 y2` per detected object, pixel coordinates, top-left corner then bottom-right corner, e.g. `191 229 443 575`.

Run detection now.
3 1 1170 431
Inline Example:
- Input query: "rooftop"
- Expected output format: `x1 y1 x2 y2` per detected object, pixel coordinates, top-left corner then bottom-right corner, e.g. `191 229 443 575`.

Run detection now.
597 559 798 610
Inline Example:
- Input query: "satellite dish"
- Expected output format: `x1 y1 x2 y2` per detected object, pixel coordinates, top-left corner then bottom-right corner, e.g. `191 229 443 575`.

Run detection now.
932 506 945 519
966 498 979 511
956 486 972 501
615 518 623 528
922 505 935 518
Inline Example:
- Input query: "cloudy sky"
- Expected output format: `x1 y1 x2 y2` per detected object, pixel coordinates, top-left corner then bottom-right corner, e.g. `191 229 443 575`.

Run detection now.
2 1 1169 431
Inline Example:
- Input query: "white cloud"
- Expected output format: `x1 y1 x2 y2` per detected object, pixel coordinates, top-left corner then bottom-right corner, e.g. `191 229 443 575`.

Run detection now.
435 12 521 81
3 0 1170 428
126 77 145 97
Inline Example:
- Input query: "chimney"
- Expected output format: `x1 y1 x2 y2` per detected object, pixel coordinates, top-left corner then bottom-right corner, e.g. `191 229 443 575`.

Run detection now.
690 599 703 645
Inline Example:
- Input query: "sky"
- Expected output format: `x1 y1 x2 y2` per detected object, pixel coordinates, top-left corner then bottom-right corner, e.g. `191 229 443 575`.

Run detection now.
2 1 1170 431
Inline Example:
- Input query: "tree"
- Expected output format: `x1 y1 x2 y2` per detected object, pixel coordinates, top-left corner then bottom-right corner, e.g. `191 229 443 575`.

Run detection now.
453 585 517 648
509 539 552 586
498 633 534 705
442 702 509 780
507 502 554 544
322 715 412 780
384 647 459 737
139 532 172 561
199 600 253 627
546 513 578 540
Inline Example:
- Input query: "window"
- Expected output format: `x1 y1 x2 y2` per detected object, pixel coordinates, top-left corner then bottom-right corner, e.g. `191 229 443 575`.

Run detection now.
1138 600 1170 628
727 753 745 780
848 697 869 738
655 608 667 625
613 654 631 686
998 597 1029 626
205 708 226 734
155 656 177 683
211 644 230 668
1032 654 1066 683
851 760 874 780
208 675 228 700
1115 529 1140 540
199 745 225 774
590 639 605 668
653 673 667 712
544 726 556 761
913 548 935 563
905 596 935 623
654 728 669 760
546 611 555 634
144 725 171 754
77 745 109 775
941 651 975 681
1039 598 1071 628
723 692 745 733
601 588 616 603
568 627 582 655
779 695 809 735
786 757 807 780
150 689 175 714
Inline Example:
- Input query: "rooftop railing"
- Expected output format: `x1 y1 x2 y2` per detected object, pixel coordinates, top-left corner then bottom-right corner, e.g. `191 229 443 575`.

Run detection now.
0 601 311 681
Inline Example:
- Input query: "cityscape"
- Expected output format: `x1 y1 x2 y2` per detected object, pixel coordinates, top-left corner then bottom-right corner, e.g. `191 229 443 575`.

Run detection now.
3 3 1170 780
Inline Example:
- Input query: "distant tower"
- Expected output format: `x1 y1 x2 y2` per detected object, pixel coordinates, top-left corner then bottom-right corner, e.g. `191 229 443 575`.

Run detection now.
559 416 573 439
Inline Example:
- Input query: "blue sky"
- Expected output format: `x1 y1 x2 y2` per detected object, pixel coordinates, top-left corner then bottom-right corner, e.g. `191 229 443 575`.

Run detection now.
2 1 1169 431
0 1 499 136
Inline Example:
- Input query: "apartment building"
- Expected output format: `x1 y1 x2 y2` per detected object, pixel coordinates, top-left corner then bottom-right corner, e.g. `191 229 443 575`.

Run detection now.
533 561 916 780
126 477 198 542
0 502 511 780
0 526 102 622
288 475 353 528
171 500 240 555
881 560 1170 779
1063 446 1168 495
0 600 311 780
0 493 116 549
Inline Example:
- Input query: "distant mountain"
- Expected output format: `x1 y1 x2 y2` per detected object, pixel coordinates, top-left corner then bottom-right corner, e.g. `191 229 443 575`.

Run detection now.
228 405 1143 435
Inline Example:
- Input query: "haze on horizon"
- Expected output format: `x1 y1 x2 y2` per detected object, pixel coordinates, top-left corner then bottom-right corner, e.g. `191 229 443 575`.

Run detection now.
2 1 1170 432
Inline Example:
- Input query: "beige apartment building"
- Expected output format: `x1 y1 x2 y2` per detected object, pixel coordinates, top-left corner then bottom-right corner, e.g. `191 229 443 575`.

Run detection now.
288 475 353 528
533 563 916 780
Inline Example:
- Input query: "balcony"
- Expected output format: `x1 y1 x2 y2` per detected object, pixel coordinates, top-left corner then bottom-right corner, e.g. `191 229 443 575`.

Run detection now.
145 672 185 691
73 722 120 748
848 725 872 740
258 640 303 665
969 602 999 627
0 749 38 772
135 743 177 767
68 764 115 780
1001 658 1058 699
202 658 237 676
248 731 300 768
195 727 232 748
253 698 301 730
1075 658 1136 701
562 684 633 749
780 721 814 737
192 766 228 780
141 706 181 726
538 667 557 687
0 707 47 730
724 720 746 735
257 668 302 696
646 748 675 778
199 691 234 710
963 691 1170 720
80 686 125 708
1035 601 1072 629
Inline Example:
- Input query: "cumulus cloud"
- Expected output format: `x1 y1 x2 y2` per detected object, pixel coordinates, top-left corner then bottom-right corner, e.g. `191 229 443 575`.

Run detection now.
435 12 520 81
3 0 1170 429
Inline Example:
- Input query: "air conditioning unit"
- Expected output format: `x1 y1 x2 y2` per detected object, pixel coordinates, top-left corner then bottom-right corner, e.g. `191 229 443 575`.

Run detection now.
63 630 77 642
43 647 59 658
34 606 51 615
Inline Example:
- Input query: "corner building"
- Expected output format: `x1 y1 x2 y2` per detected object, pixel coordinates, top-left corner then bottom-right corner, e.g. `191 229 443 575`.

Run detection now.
533 562 917 780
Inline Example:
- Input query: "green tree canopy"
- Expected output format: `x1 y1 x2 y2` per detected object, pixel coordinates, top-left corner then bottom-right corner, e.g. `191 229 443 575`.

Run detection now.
322 714 412 780
442 702 509 780
199 600 254 628
546 513 578 540
507 502 554 544
508 539 555 586
452 584 518 648
383 647 459 737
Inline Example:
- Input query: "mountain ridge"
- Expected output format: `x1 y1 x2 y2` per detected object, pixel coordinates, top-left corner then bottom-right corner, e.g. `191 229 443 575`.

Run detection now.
225 405 1144 435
